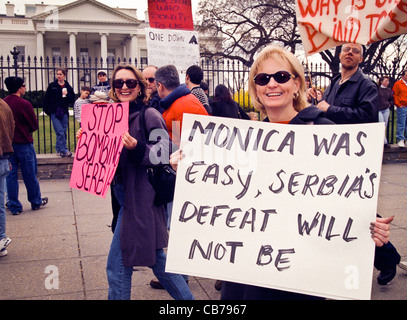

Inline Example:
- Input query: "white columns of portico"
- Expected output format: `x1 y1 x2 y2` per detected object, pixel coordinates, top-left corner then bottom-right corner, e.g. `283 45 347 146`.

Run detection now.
68 31 78 65
100 32 108 68
36 31 45 60
68 31 78 89
130 34 138 63
36 31 45 87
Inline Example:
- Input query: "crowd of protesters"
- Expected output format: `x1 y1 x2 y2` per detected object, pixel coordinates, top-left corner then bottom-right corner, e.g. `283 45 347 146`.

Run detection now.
1 42 407 299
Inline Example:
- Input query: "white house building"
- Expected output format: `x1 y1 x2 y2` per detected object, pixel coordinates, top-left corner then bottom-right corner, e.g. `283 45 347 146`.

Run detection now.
0 0 150 67
1 0 224 93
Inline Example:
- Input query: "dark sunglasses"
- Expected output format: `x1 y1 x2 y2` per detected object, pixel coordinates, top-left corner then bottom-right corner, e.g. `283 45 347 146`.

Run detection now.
112 79 139 89
146 77 155 83
254 71 296 86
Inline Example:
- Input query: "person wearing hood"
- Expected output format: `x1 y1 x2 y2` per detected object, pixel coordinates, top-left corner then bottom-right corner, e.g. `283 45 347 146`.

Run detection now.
155 65 208 148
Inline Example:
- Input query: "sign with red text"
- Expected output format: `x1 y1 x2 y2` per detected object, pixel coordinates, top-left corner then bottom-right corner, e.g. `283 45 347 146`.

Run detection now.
296 0 407 55
148 0 194 30
69 102 129 198
166 114 385 300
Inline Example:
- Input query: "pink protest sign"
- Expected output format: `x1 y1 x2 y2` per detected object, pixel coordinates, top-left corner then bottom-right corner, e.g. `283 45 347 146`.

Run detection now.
69 102 129 198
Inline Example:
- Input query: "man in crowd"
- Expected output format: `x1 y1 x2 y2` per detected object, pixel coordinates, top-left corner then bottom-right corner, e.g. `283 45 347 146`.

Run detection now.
317 43 378 124
149 65 208 290
0 98 14 257
91 70 111 94
4 77 48 216
185 65 212 115
317 43 401 285
155 64 208 148
142 65 163 113
392 70 407 147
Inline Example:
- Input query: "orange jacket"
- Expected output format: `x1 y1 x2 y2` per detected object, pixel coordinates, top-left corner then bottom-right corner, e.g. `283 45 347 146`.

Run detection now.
392 79 407 107
162 93 208 147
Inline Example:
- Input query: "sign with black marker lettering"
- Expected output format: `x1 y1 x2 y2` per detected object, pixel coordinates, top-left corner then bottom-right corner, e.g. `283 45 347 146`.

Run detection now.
69 102 129 198
166 114 385 300
145 27 199 72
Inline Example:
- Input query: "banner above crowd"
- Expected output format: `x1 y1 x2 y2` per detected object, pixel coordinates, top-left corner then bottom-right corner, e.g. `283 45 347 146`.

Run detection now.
296 0 407 55
148 0 194 30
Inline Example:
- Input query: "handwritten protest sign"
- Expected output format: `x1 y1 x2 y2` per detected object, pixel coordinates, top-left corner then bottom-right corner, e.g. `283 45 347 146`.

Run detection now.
148 0 194 30
145 27 200 71
296 0 407 55
69 102 129 198
166 114 385 300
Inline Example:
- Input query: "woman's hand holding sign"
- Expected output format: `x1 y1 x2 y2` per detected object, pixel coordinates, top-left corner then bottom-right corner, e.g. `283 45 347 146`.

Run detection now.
122 131 137 150
371 216 393 247
170 149 183 171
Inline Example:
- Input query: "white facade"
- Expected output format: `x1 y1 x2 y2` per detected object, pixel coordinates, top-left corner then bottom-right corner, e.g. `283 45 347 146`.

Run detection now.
0 0 149 66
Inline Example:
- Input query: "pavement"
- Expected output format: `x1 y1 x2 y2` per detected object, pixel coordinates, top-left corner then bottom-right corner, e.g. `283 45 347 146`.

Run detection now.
0 162 406 300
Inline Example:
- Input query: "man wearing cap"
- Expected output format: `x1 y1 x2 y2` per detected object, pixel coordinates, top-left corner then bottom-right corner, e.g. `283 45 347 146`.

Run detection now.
0 98 14 256
4 77 48 215
91 70 111 95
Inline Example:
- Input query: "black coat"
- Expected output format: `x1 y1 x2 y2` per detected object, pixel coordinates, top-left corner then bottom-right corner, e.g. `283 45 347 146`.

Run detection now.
43 80 75 116
211 100 250 120
322 68 379 124
117 103 170 267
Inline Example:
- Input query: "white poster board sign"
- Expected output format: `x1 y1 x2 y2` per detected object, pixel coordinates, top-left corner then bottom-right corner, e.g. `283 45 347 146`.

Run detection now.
145 27 200 71
166 114 385 300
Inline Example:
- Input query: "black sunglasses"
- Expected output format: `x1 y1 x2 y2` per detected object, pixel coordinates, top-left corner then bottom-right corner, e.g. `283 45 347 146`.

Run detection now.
254 71 296 86
146 77 155 83
112 79 139 89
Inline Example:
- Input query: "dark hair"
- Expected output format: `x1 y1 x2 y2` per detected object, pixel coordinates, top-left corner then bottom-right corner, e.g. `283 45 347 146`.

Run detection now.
213 84 234 103
155 65 180 91
186 65 203 85
200 81 209 91
81 86 91 92
56 68 67 76
378 76 389 86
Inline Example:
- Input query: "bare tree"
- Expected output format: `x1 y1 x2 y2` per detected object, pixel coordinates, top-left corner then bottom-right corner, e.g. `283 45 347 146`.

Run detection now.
196 0 300 67
196 0 407 82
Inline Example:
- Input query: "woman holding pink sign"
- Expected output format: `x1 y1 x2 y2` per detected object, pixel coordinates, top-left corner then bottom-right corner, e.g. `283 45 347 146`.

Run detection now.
105 64 193 300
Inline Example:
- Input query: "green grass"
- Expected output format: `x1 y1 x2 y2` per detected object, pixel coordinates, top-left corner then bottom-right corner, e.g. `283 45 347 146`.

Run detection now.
33 108 80 154
32 107 399 154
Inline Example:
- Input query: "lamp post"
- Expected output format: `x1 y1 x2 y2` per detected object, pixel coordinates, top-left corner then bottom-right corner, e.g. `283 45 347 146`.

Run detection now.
10 46 20 76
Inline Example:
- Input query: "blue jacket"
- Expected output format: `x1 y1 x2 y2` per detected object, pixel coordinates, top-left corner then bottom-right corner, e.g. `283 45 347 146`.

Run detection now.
159 84 190 111
322 68 379 124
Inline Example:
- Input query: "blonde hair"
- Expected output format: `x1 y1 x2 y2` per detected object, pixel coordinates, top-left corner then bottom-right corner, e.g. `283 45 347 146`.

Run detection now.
108 64 148 105
248 45 308 114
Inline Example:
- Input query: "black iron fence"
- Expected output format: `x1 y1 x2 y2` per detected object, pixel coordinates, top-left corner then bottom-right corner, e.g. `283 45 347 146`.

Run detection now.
0 51 398 154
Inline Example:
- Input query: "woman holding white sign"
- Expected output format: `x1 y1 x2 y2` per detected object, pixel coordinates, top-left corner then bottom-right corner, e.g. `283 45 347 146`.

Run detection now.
170 45 393 300
105 64 193 300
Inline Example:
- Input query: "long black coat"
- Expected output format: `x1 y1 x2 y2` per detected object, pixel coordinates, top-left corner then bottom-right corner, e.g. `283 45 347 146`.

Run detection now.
117 103 170 267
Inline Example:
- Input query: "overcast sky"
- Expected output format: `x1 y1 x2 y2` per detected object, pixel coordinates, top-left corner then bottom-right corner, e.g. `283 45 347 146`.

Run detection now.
0 0 199 20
